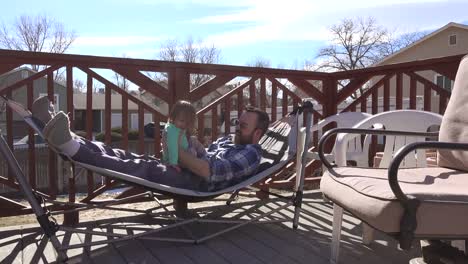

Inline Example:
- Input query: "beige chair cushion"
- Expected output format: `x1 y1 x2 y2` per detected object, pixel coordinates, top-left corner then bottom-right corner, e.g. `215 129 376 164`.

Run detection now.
321 167 468 235
438 54 468 171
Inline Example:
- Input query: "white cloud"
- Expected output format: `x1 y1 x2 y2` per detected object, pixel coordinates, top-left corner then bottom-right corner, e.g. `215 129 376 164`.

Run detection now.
191 0 458 48
124 48 162 58
116 0 252 8
70 0 465 62
192 0 448 24
74 36 165 47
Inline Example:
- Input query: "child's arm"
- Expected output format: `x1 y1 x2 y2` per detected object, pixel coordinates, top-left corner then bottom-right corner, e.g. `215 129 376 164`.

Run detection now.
164 124 189 165
189 136 207 158
165 125 181 165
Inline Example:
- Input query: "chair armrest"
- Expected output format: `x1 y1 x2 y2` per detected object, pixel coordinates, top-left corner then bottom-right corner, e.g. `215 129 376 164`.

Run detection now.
387 141 468 249
318 127 439 170
388 141 468 203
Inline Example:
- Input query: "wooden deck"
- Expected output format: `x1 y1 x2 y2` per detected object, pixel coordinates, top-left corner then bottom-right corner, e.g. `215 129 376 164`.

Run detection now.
0 191 420 264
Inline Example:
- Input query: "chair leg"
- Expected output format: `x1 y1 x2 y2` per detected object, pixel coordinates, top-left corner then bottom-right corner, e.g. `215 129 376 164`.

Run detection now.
331 204 344 264
292 190 303 229
173 199 188 217
362 223 375 245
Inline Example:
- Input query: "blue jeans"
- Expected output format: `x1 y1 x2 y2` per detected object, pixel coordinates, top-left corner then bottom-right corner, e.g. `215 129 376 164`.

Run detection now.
72 138 208 191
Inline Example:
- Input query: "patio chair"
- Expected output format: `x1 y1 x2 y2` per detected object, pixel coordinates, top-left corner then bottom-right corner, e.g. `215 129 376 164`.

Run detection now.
333 109 443 246
334 110 441 169
0 95 314 262
319 54 468 264
309 112 372 167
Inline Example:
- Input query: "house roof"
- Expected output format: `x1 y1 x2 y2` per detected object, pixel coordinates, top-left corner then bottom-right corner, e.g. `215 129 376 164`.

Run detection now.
0 67 67 88
2 66 34 76
375 22 468 66
73 93 161 112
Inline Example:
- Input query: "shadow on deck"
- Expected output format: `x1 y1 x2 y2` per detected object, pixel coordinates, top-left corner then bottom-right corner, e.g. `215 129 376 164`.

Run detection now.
0 191 420 264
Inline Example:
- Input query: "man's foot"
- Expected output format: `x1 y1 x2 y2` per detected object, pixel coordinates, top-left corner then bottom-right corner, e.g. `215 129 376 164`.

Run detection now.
31 96 56 124
43 111 73 148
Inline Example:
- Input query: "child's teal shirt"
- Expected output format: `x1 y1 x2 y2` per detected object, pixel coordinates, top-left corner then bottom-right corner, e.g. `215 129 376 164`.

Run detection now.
162 123 188 165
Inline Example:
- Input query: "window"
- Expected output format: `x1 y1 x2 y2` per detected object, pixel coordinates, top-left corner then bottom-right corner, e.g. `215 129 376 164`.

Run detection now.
435 74 453 91
449 34 457 46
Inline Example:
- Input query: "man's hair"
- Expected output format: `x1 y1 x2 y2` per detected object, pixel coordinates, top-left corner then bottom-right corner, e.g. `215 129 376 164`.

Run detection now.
245 105 270 136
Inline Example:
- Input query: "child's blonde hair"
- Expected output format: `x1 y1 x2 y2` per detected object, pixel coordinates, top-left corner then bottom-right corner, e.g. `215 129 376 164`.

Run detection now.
168 100 197 133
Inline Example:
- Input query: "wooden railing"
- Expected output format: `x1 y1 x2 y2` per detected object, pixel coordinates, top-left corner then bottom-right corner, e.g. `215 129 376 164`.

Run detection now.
0 48 464 221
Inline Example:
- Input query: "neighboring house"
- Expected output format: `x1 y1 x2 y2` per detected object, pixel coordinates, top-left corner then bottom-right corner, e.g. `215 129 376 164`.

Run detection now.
0 67 163 137
0 67 67 138
73 93 161 133
372 22 468 113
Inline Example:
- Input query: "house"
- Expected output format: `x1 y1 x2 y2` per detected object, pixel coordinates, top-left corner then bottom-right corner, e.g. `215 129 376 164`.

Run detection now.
376 22 468 67
0 67 164 137
372 22 468 113
0 67 67 138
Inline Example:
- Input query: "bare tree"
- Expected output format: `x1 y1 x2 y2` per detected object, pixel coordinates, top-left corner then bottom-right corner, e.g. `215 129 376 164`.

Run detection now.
114 72 130 91
378 31 427 58
0 14 76 80
73 79 85 93
0 14 76 57
113 54 131 91
158 36 221 88
310 17 426 98
247 56 271 68
314 17 388 73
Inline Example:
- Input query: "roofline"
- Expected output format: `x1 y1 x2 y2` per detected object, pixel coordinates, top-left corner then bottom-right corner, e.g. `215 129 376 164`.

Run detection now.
375 22 468 66
0 66 36 77
0 65 68 87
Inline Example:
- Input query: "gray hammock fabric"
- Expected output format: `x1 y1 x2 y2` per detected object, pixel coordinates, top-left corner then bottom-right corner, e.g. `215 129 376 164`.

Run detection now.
2 95 299 198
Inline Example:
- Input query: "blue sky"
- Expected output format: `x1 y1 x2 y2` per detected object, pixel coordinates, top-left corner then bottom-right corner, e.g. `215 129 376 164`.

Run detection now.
2 0 468 69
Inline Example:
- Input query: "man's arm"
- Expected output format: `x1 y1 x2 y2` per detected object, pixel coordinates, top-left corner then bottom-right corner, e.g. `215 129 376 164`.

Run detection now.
178 148 211 179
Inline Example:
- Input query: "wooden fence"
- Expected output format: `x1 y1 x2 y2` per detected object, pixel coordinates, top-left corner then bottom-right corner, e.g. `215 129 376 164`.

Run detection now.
0 140 155 195
0 48 463 220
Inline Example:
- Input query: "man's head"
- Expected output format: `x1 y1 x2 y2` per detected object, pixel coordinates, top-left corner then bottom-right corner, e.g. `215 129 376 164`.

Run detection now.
234 106 270 145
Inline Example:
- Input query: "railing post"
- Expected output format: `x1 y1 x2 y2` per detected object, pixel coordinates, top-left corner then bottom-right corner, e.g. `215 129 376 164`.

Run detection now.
322 77 338 153
322 77 338 118
64 65 79 226
168 68 190 105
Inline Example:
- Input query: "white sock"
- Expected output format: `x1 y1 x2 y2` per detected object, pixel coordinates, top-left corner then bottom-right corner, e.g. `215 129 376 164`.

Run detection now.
57 139 80 157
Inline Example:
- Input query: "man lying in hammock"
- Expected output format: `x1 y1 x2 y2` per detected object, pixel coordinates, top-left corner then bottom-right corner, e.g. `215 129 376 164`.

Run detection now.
32 97 270 192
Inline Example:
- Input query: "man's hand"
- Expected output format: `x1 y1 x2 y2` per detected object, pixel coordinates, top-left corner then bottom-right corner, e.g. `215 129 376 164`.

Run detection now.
178 148 211 179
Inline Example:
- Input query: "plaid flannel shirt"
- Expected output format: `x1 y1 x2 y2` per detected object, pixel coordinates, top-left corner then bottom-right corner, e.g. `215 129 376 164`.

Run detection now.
205 135 262 190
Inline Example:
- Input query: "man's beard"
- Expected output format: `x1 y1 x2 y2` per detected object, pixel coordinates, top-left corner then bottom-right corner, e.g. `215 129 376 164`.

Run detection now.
234 131 254 145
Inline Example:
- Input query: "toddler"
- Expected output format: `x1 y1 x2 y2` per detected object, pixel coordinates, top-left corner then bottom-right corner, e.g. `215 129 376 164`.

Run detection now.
162 100 206 171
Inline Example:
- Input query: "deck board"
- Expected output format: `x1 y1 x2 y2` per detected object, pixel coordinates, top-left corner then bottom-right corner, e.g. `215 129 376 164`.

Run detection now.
109 224 162 264
0 191 421 264
0 228 22 263
204 235 263 264
223 226 297 264
21 231 56 264
58 231 93 264
86 227 126 264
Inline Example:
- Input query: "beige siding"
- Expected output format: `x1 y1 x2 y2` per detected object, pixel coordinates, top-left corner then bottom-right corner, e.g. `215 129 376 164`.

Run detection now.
383 27 468 65
365 24 468 115
0 69 68 138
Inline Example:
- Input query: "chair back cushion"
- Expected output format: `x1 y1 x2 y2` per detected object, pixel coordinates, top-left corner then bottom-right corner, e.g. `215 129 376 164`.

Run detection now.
438 54 468 171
